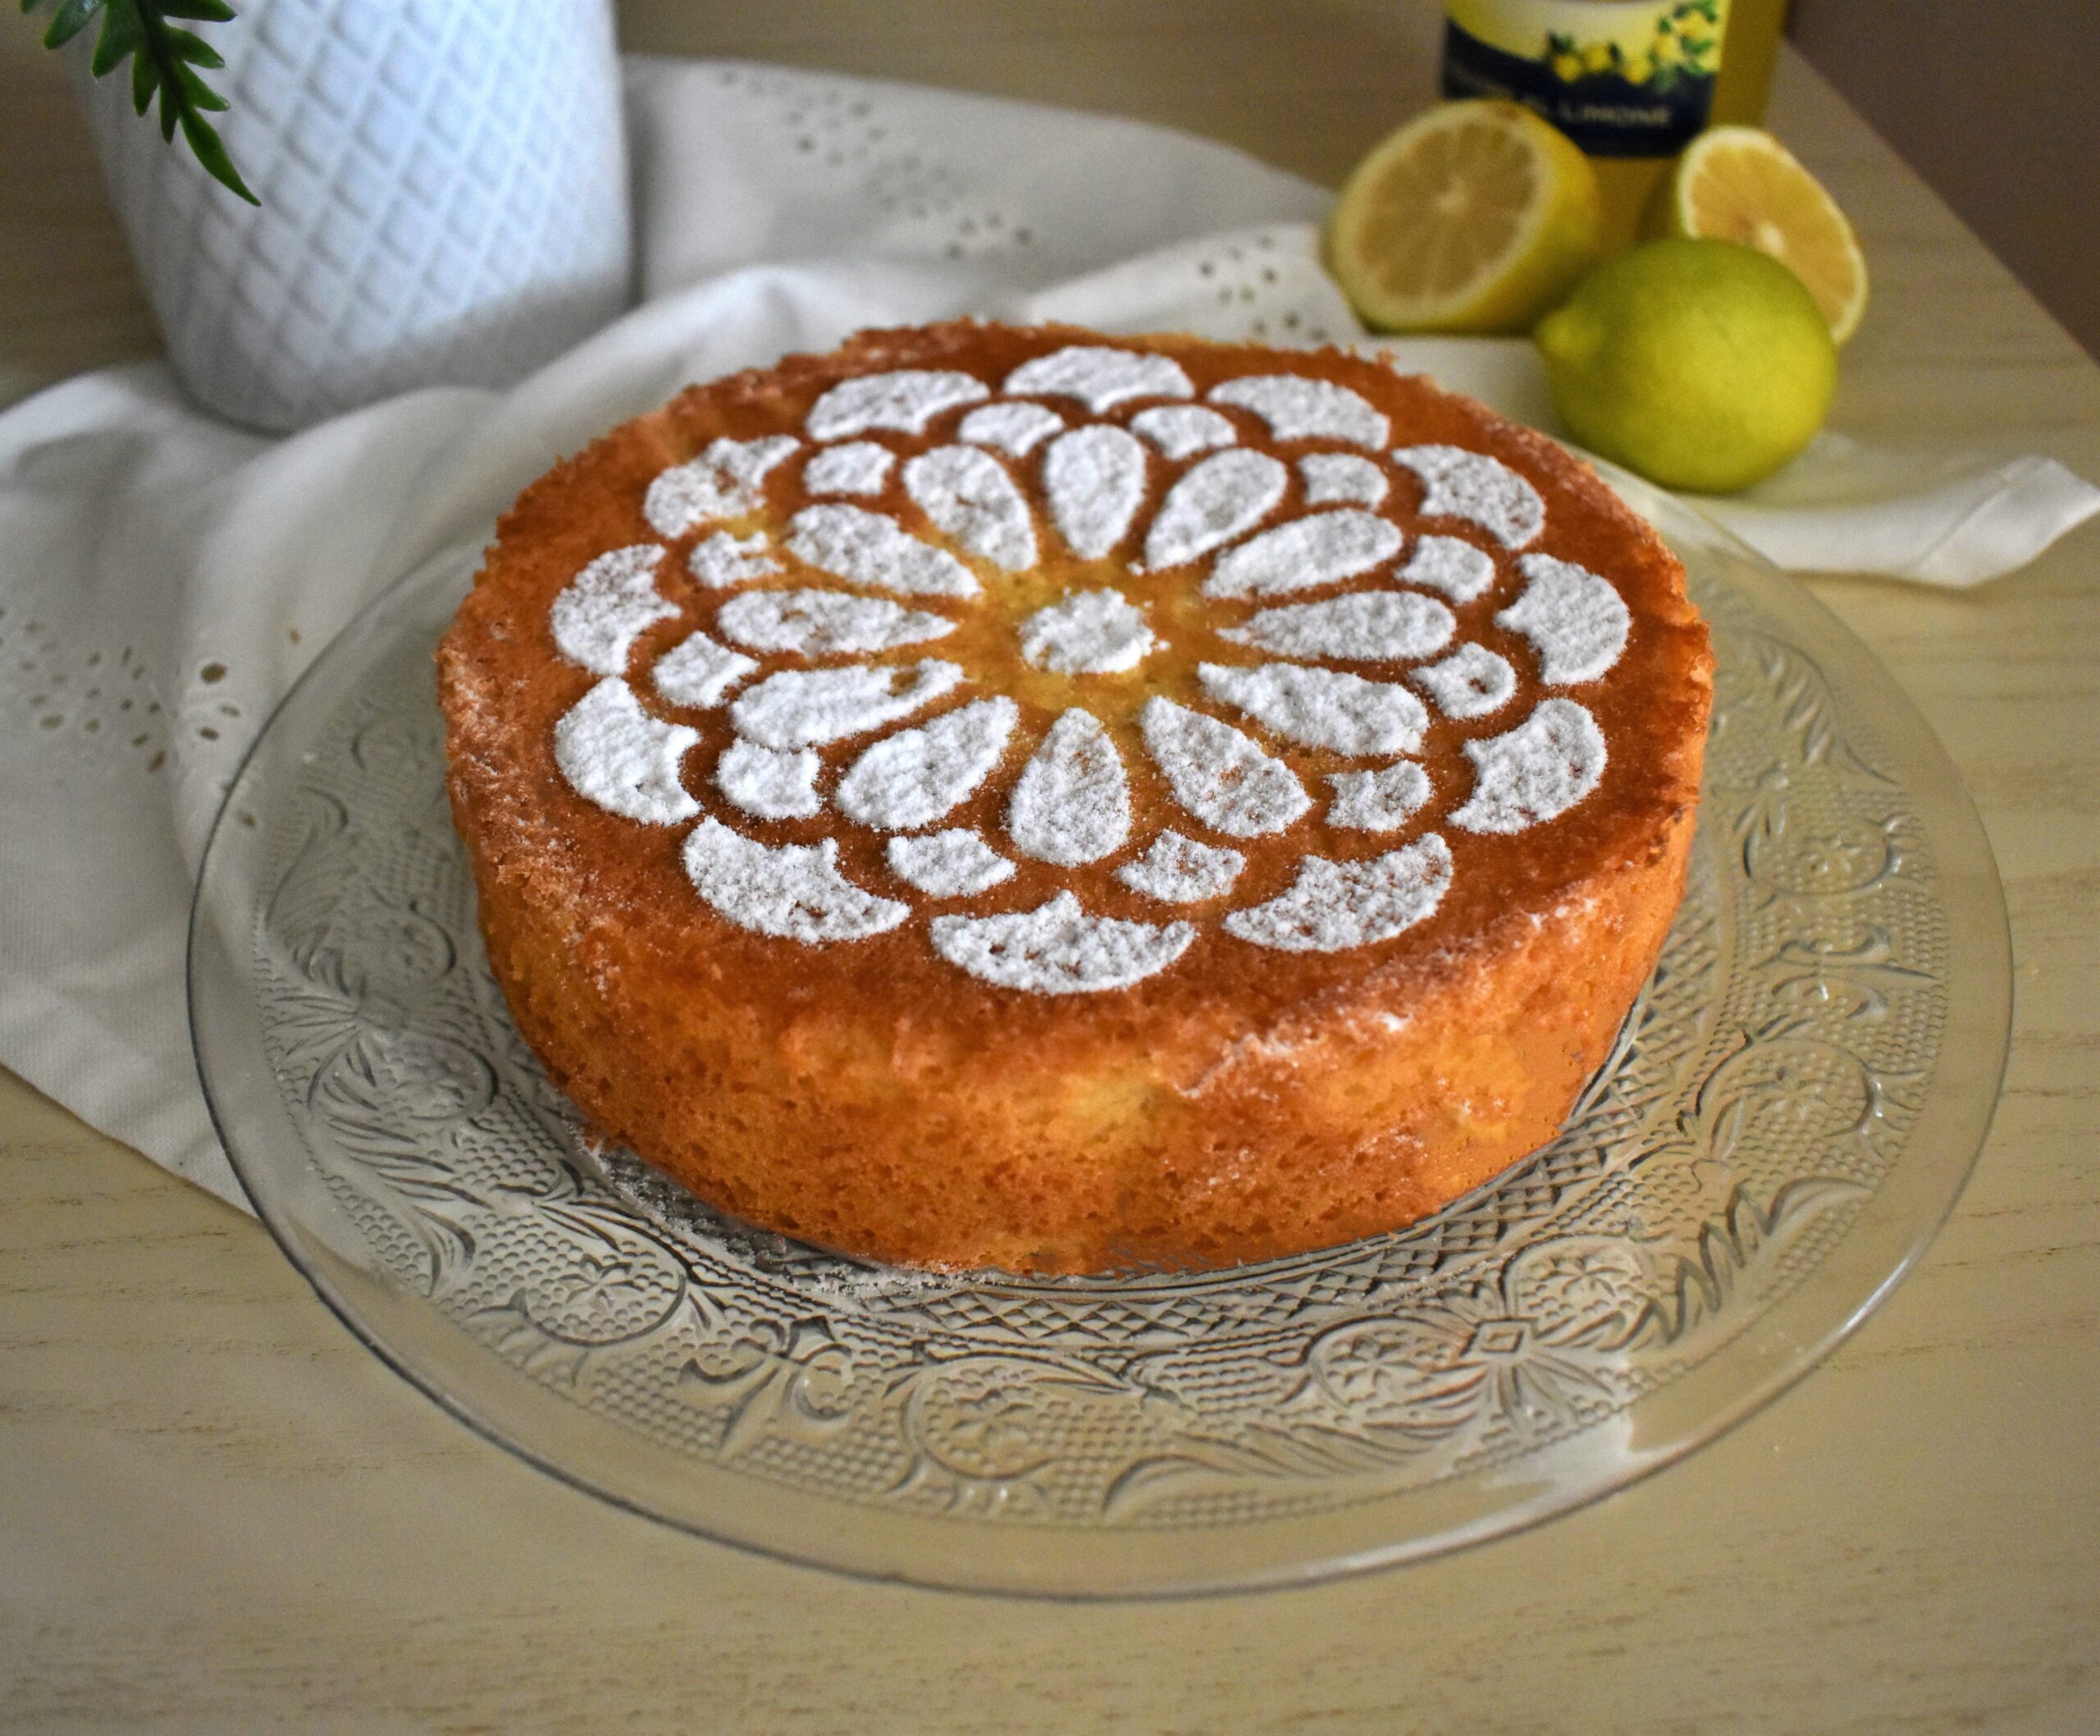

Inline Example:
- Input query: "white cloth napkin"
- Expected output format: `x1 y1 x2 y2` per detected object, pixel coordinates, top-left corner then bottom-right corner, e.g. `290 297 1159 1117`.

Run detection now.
2 57 2093 1210
1354 336 2100 584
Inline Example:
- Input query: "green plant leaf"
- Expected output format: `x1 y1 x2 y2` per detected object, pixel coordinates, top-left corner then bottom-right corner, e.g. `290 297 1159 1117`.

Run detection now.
37 0 103 50
177 104 256 203
162 23 222 67
130 34 158 111
25 0 258 203
171 57 226 112
87 0 144 75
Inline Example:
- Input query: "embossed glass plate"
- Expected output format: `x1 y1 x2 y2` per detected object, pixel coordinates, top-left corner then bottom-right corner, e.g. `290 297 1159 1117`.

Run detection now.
189 478 2009 1597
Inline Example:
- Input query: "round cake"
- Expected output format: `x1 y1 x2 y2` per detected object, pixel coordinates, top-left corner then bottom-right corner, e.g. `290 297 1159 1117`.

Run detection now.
438 321 1712 1275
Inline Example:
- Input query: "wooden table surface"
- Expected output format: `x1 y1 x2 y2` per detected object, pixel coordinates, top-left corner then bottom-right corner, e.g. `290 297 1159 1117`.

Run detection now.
4 7 2097 1732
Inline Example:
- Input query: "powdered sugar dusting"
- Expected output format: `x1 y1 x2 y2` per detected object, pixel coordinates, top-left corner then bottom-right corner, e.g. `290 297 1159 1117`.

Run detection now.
1499 554 1631 684
1131 404 1236 459
888 829 1016 897
931 893 1194 994
729 660 963 750
1397 534 1497 603
1042 426 1149 560
1394 445 1545 548
1327 762 1431 831
687 531 782 590
1224 591 1455 662
539 342 1641 985
806 370 988 440
1007 709 1131 866
803 441 896 496
1003 345 1194 411
715 740 823 820
717 588 953 656
833 697 1018 831
1116 831 1244 902
553 677 700 825
1198 661 1427 756
1203 509 1402 601
1299 453 1389 507
1144 449 1289 570
958 401 1065 456
642 436 799 538
1449 698 1607 834
1410 643 1517 720
787 505 979 597
550 545 674 676
1225 834 1452 952
652 629 756 709
1210 375 1390 449
1140 697 1311 838
903 445 1038 571
683 819 908 942
1018 589 1155 674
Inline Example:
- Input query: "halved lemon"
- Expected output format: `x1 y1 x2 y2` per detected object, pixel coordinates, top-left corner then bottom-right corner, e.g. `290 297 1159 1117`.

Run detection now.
1648 125 1869 344
1326 100 1605 335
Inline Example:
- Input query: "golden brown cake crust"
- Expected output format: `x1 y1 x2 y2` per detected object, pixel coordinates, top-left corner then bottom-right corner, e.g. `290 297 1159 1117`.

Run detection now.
439 321 1712 1273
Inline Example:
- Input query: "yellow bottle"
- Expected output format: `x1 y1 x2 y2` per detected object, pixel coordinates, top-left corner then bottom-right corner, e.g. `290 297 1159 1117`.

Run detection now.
1441 0 1789 247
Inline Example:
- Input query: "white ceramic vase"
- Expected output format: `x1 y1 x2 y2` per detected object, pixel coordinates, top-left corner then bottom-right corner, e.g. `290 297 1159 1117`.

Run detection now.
72 0 632 432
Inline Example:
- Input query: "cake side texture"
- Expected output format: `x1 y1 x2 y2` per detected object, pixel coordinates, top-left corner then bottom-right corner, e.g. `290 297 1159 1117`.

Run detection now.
437 320 1712 1272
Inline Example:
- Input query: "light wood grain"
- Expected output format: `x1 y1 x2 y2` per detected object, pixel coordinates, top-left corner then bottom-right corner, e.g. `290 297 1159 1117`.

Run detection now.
3 6 2096 1732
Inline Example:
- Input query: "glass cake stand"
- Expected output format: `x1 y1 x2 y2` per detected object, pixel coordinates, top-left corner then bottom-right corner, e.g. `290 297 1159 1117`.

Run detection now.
189 477 2011 1597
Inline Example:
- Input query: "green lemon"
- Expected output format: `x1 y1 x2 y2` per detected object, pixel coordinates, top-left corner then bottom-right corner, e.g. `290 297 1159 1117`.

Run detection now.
1533 237 1837 494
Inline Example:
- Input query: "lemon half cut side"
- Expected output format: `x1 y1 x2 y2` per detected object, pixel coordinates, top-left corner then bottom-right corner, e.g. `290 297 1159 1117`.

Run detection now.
1650 124 1869 344
1326 100 1605 336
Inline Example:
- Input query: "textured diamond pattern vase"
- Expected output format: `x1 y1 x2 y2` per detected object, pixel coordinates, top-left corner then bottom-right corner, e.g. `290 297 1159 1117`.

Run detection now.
73 0 632 432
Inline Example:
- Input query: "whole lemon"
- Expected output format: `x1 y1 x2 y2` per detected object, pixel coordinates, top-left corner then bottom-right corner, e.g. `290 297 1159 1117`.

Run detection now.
1534 237 1837 493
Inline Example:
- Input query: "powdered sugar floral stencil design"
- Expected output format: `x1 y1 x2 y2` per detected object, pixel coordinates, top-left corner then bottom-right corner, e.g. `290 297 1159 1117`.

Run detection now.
547 341 1632 993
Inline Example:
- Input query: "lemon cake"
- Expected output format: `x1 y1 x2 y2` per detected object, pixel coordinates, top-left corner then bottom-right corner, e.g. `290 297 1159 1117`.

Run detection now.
437 321 1712 1274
